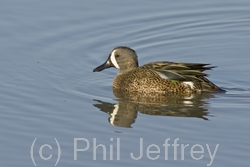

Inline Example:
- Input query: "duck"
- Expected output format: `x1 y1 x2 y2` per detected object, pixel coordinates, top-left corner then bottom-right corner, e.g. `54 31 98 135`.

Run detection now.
93 46 224 94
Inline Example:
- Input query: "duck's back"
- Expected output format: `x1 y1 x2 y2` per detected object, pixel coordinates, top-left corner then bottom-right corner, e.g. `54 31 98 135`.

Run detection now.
112 61 223 93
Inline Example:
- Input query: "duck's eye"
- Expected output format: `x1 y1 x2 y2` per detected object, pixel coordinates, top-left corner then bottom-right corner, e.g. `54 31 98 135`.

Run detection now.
115 54 120 58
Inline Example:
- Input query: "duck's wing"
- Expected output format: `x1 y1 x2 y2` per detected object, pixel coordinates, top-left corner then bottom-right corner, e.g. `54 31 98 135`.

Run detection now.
139 61 215 81
139 61 223 92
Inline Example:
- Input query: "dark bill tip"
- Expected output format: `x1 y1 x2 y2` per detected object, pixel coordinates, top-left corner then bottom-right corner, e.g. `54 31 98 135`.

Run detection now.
93 60 113 72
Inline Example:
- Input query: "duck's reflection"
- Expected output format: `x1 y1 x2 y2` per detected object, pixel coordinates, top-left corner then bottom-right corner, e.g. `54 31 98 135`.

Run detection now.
93 89 215 128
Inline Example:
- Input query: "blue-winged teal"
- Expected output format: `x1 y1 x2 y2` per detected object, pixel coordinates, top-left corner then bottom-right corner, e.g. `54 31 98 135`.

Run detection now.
93 46 224 93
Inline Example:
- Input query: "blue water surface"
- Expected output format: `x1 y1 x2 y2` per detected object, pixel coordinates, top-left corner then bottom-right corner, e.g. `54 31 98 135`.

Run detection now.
1 0 250 167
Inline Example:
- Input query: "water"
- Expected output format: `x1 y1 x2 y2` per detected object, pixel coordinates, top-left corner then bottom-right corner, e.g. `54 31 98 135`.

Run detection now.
1 0 250 166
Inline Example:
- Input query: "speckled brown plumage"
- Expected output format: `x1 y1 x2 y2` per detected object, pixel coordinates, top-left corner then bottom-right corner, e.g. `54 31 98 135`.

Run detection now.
93 46 224 93
112 68 193 93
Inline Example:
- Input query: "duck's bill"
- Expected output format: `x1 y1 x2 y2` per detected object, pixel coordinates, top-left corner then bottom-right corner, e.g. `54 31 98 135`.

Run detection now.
93 59 114 72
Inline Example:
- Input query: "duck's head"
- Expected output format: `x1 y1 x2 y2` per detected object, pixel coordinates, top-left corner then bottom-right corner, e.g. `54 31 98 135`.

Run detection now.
93 46 139 73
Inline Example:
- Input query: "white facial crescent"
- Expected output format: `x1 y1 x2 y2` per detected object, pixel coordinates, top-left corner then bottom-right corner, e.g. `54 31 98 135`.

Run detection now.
110 50 120 69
